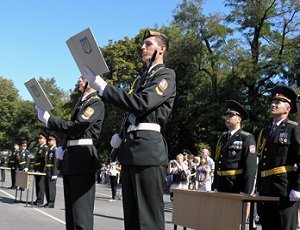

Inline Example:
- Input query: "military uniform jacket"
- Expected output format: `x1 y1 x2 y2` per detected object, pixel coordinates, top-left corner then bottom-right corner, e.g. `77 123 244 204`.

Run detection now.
45 146 58 177
18 149 30 170
34 144 48 172
214 129 257 194
47 91 105 175
102 64 176 166
257 119 300 197
8 150 19 169
0 155 8 167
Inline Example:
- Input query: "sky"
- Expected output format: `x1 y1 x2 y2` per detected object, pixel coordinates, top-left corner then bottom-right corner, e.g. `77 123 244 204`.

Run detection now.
0 0 226 100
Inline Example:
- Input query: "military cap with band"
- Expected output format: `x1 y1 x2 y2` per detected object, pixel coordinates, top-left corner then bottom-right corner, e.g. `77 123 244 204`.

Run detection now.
20 139 27 145
48 132 61 145
271 85 297 114
224 100 249 120
143 29 169 50
39 131 48 139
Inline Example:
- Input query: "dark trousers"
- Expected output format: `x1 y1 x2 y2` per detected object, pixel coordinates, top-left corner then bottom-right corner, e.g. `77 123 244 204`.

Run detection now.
121 165 165 230
63 173 96 230
257 197 298 230
10 168 16 186
109 175 118 199
45 177 57 205
35 175 45 203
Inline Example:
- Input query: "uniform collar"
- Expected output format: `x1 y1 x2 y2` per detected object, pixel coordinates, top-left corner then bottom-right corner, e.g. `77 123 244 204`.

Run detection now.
273 118 286 127
148 63 165 73
228 128 240 136
82 91 97 101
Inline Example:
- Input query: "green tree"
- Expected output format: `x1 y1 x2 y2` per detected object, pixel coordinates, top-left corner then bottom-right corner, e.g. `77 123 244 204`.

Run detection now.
224 0 300 131
0 77 20 148
38 77 70 118
14 77 69 151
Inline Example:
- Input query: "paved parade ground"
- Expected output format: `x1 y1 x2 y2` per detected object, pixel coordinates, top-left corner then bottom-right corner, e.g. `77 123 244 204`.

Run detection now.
0 171 175 230
0 171 263 230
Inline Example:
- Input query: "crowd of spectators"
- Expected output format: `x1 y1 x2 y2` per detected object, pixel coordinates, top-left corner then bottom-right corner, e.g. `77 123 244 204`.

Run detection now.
166 148 215 200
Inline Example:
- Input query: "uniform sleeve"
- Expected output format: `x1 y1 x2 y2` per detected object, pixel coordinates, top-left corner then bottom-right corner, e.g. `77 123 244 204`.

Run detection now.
47 99 104 137
102 69 176 116
25 150 30 169
52 149 58 176
242 134 258 194
292 126 300 191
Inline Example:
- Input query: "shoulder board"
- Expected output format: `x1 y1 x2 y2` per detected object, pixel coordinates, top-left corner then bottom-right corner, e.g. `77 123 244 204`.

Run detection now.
287 120 298 126
88 95 101 101
240 130 251 136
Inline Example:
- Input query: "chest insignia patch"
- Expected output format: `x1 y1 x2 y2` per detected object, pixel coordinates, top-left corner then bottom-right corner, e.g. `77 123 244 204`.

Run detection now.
82 107 94 120
155 79 168 96
249 145 256 154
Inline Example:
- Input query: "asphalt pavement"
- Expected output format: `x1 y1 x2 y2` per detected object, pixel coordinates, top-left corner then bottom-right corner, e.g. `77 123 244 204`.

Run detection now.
0 171 175 230
0 170 267 230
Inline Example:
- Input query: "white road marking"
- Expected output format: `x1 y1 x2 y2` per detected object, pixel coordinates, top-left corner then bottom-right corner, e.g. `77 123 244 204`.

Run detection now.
0 189 65 225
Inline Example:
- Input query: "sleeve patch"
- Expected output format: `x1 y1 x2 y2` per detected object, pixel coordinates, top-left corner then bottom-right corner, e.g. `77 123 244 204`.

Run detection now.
249 145 256 154
155 79 168 96
82 107 94 120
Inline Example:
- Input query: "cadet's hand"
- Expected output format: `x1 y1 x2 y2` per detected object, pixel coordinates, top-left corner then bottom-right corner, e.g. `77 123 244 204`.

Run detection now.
23 168 28 172
110 134 122 148
289 189 300 201
84 67 107 96
55 147 64 160
35 105 50 126
51 175 57 180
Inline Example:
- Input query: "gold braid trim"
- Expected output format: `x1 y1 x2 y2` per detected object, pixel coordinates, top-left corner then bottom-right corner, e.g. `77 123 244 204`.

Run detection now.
128 77 140 95
215 134 224 161
257 128 266 159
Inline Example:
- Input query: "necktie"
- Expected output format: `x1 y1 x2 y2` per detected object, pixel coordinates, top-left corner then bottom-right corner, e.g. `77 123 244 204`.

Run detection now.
270 123 277 136
228 132 231 140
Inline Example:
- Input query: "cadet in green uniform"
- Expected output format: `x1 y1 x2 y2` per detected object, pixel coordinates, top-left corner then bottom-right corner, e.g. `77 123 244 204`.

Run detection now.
33 131 48 206
8 142 19 189
257 85 300 230
214 100 257 194
44 132 59 208
86 29 176 230
36 76 105 230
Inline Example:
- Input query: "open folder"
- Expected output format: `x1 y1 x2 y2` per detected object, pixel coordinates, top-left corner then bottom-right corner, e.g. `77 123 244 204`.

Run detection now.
66 28 109 77
24 78 54 111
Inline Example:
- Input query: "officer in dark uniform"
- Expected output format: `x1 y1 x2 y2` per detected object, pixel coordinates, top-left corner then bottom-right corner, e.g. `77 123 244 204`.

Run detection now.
36 76 105 230
33 131 48 206
85 29 176 230
214 100 257 194
44 132 60 208
0 150 9 183
256 85 300 230
18 140 30 172
17 140 30 191
8 141 19 189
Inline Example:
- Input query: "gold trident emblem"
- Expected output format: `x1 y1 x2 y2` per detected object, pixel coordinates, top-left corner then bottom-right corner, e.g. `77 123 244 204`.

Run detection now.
80 37 92 54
